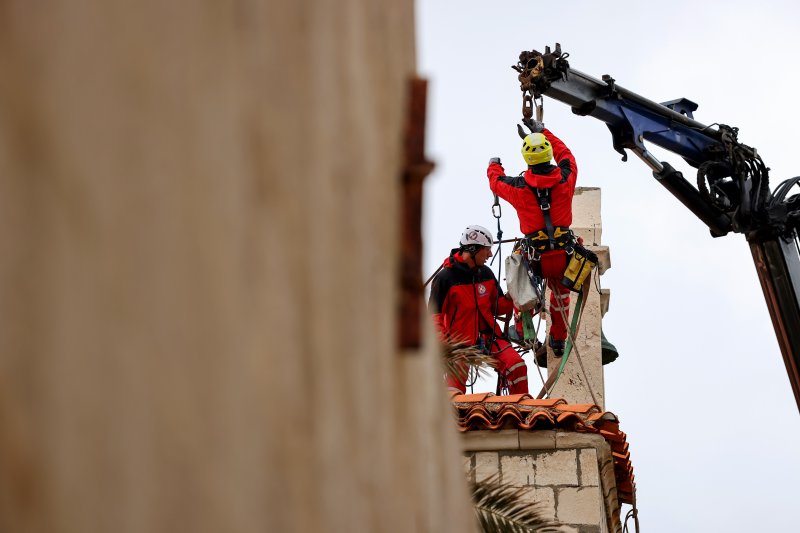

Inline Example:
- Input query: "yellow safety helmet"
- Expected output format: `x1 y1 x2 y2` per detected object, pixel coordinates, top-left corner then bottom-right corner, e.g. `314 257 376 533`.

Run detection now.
521 133 552 166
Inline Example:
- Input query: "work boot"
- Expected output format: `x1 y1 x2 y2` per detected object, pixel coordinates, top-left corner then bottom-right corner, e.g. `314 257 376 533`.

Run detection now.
534 340 547 368
549 336 566 357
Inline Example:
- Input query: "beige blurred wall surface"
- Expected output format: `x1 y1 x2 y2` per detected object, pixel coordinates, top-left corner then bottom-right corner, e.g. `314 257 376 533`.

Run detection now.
0 2 476 532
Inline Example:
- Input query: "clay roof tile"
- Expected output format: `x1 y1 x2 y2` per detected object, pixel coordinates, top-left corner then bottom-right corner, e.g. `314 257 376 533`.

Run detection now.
483 393 532 403
554 403 601 414
452 394 636 506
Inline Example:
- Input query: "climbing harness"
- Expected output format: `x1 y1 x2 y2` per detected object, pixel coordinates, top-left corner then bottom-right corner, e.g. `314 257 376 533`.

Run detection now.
533 186 558 249
526 227 573 249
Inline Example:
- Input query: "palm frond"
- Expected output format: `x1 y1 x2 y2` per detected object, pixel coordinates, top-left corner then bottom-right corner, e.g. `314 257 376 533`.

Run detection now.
471 475 563 533
441 338 498 382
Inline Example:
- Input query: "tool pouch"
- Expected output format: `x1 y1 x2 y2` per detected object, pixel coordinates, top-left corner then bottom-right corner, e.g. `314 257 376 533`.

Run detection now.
539 249 567 279
505 253 539 311
561 244 598 292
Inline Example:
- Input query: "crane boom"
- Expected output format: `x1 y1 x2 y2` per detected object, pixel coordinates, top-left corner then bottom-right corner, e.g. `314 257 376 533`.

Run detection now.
516 45 800 411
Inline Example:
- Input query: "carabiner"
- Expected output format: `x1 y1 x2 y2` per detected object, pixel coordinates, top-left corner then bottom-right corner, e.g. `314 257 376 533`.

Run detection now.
535 95 544 122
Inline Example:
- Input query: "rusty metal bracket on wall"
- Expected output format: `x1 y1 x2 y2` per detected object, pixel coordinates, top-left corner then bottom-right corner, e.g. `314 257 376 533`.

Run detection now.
399 78 434 350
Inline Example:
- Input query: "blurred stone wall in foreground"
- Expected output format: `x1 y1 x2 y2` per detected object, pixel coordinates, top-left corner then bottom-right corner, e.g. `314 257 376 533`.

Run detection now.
0 2 475 532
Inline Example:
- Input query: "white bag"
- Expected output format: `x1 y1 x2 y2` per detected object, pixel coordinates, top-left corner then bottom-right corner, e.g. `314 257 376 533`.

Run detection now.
504 253 539 311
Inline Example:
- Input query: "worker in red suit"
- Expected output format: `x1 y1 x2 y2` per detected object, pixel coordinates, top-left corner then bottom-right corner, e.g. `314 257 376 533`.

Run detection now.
486 121 578 359
428 225 528 395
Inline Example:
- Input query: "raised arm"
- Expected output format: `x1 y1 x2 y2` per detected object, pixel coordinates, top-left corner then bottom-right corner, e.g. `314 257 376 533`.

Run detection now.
487 160 527 205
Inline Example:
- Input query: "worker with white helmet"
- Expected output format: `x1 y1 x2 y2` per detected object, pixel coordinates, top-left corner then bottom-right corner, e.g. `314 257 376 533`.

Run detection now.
428 225 529 394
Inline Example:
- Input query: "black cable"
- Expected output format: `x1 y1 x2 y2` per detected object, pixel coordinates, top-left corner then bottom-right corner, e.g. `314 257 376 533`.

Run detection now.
622 507 640 533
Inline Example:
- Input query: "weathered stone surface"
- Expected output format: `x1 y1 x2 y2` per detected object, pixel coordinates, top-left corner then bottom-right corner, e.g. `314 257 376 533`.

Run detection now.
600 289 610 318
593 246 611 275
571 187 602 245
579 449 600 487
500 453 536 486
599 456 618 501
0 2 482 532
518 430 557 450
463 454 475 482
474 452 499 482
519 486 556 520
534 450 578 486
556 432 606 449
556 487 603 525
594 441 622 533
461 429 519 451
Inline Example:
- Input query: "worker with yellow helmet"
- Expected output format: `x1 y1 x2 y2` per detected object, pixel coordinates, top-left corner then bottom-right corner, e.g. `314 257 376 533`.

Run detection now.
486 122 578 361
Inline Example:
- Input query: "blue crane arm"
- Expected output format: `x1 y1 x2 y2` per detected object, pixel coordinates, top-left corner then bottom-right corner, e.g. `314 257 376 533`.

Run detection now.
545 68 721 167
517 45 800 412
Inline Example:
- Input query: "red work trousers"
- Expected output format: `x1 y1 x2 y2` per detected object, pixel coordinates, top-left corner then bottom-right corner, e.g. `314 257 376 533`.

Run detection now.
548 280 571 341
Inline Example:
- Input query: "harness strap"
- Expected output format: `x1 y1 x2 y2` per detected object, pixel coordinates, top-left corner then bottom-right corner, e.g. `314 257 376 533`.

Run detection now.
527 185 557 250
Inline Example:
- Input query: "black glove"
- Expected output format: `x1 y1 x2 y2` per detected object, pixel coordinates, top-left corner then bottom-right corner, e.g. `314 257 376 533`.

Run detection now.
488 157 502 165
530 120 545 133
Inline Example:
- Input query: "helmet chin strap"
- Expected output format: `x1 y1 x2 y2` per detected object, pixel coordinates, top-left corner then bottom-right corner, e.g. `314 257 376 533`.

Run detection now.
460 246 478 268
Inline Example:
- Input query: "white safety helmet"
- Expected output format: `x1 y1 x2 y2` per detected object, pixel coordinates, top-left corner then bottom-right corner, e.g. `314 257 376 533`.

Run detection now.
459 225 494 249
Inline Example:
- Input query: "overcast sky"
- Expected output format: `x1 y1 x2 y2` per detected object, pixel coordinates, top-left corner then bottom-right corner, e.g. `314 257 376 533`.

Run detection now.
417 1 800 531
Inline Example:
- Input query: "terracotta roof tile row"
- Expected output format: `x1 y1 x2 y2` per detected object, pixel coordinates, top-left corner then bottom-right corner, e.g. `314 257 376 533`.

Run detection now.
451 392 635 505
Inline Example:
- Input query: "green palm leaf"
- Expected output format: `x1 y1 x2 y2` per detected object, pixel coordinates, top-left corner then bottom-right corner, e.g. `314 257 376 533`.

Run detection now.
471 475 563 533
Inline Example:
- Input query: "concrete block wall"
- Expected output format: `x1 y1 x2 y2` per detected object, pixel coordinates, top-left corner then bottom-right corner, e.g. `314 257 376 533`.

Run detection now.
463 430 621 533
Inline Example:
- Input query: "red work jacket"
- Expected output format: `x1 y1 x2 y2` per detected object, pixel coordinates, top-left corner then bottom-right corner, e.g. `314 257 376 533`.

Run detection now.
428 251 513 345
